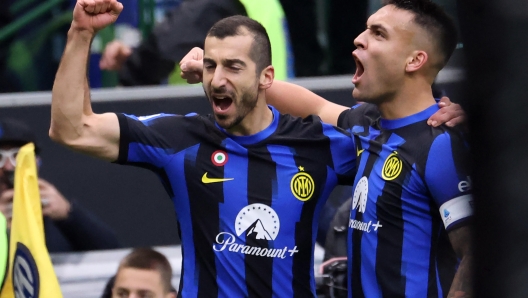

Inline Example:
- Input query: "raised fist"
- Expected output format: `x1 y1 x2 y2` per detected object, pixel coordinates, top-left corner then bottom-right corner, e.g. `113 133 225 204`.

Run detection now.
72 0 124 34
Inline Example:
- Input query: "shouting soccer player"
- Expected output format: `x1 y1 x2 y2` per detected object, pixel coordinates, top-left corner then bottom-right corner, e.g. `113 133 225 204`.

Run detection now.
51 1 357 296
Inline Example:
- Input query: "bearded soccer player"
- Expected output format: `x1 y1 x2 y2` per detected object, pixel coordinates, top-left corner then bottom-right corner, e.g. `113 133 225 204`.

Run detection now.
51 1 358 297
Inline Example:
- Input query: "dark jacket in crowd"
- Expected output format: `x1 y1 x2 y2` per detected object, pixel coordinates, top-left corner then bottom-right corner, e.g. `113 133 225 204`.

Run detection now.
44 200 120 253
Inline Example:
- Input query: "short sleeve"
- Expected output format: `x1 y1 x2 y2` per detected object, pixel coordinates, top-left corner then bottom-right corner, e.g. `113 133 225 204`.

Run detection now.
337 103 380 130
425 131 473 231
116 113 182 168
321 124 356 185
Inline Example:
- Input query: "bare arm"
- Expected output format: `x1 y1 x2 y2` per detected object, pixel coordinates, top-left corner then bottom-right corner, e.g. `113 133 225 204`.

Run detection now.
50 0 123 161
266 81 348 126
179 48 465 127
447 225 474 298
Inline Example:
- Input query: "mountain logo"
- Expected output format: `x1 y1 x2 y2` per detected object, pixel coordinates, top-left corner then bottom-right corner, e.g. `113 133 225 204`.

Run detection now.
235 203 280 240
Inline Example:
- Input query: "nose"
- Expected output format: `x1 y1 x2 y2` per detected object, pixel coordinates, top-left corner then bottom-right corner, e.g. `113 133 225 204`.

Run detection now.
353 30 367 50
211 67 227 89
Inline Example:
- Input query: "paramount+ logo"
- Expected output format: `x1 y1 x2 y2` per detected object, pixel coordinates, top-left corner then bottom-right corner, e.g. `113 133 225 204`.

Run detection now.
382 152 403 181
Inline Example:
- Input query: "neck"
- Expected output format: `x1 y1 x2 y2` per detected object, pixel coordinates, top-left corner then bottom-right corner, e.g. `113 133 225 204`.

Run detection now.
377 79 436 120
226 92 273 136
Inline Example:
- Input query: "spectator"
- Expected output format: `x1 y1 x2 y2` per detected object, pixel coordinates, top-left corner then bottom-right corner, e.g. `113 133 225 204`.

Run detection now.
99 0 291 85
0 118 120 252
101 247 177 298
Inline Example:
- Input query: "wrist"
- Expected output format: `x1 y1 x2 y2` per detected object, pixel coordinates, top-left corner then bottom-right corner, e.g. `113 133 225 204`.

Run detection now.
68 25 96 42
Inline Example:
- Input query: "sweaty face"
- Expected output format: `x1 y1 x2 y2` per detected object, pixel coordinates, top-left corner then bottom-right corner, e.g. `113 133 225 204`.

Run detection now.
202 32 260 130
352 5 418 103
112 268 167 298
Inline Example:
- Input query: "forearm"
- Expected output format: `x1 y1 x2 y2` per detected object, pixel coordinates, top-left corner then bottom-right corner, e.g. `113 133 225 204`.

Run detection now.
50 29 94 143
448 255 473 297
267 81 322 117
267 81 346 125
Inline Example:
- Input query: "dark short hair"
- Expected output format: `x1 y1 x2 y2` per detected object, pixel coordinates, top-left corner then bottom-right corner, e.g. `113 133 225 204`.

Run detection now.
207 15 272 74
385 0 458 68
117 248 173 293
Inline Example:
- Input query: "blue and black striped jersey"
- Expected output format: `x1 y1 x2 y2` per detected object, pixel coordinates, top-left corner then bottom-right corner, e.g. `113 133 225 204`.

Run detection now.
116 106 356 298
338 103 473 298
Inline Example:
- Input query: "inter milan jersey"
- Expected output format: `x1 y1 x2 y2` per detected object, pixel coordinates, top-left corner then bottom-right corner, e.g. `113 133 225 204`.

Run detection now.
338 103 473 298
116 106 356 298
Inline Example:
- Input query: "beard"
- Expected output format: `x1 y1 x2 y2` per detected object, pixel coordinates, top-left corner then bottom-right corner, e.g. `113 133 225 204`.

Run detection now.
205 82 259 130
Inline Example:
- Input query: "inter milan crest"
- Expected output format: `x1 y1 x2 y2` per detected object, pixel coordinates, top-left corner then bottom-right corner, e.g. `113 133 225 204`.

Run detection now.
13 242 40 298
211 150 228 166
382 152 403 181
290 166 315 201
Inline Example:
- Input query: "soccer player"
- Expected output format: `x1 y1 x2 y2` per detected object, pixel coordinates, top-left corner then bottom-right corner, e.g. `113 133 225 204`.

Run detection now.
51 1 357 297
180 1 473 297
268 1 474 297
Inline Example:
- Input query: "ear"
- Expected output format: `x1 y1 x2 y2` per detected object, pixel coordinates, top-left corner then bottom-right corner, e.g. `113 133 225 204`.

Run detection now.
259 65 274 90
405 50 428 73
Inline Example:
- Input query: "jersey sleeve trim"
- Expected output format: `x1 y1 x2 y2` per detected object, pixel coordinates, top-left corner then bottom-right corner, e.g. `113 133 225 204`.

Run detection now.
439 194 474 230
337 109 350 129
116 113 130 164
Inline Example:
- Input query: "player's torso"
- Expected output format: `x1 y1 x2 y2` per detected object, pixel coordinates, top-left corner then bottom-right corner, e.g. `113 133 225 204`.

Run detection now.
347 118 456 298
168 114 345 297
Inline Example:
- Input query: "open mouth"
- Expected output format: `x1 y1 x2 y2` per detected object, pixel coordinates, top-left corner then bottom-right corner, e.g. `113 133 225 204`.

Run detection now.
212 94 234 113
352 53 364 84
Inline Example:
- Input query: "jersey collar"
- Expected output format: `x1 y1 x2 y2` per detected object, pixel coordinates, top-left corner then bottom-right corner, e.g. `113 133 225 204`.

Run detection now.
380 103 439 130
215 105 279 145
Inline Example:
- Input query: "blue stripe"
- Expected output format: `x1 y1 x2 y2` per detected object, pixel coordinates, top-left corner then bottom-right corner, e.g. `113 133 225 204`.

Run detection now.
167 145 199 295
402 165 432 297
321 123 356 177
216 139 249 297
128 143 171 168
425 133 461 206
267 144 299 298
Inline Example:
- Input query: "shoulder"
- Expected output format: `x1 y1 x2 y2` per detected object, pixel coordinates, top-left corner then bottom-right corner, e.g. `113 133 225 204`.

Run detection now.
337 103 380 130
277 113 351 139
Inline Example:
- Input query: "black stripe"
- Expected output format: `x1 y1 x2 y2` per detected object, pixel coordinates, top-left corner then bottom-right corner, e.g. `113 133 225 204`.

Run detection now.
245 147 275 298
375 172 406 297
375 131 411 298
427 202 440 298
127 162 174 197
290 130 332 298
115 114 131 164
350 134 385 298
186 144 224 298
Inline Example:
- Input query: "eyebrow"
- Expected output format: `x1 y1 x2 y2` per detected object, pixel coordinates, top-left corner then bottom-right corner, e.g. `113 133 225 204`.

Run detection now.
203 57 247 68
368 24 389 34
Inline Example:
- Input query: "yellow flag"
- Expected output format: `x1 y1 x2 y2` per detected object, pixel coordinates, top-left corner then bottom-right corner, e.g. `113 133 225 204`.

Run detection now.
0 143 62 297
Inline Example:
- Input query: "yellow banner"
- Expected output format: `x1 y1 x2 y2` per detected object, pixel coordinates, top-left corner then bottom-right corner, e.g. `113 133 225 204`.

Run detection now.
0 143 62 297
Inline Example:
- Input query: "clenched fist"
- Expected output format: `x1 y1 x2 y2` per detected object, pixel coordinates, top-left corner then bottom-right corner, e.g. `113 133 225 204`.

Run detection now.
71 0 124 34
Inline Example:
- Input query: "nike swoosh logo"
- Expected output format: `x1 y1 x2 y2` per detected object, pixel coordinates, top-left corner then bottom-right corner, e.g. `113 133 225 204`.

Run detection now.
357 149 365 156
202 172 234 184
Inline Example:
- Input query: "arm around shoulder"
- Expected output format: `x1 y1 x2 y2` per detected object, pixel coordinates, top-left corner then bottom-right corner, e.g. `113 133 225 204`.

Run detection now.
267 81 347 126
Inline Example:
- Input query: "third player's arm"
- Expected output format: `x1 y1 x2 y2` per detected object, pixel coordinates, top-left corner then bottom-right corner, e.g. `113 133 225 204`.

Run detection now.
50 0 122 161
447 225 474 298
266 81 347 126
